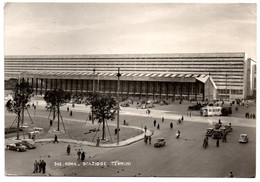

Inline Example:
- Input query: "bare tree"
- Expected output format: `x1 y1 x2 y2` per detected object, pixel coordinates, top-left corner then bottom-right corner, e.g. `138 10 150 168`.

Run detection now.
44 89 71 131
6 82 33 139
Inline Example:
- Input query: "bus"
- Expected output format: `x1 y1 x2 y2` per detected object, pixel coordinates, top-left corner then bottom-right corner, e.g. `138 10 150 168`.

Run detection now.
201 106 222 117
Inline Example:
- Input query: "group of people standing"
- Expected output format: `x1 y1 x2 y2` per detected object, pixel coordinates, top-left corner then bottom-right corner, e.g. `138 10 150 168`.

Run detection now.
77 149 86 161
33 160 46 174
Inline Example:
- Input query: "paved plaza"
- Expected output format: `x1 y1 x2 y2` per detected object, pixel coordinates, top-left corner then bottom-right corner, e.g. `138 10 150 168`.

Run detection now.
5 97 256 177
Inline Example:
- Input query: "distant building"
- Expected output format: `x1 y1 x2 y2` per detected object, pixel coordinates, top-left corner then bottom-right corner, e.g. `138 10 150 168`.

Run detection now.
4 52 256 101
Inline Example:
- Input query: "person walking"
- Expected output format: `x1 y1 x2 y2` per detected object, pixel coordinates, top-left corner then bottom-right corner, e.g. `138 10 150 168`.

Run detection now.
96 137 100 147
38 160 42 173
170 122 173 129
42 160 46 174
67 145 71 155
229 171 234 178
49 120 53 127
33 160 38 173
67 106 69 112
54 134 59 143
144 135 148 144
77 149 81 160
154 119 156 127
216 139 220 147
148 136 152 144
144 125 147 133
70 110 73 116
181 116 184 122
162 116 164 122
157 124 160 130
81 151 85 162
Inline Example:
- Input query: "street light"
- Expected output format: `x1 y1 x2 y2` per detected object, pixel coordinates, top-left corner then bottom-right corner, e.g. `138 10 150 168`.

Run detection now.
116 68 121 145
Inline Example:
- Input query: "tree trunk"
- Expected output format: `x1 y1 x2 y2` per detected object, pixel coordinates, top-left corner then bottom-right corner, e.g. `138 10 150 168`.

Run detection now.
53 106 56 121
102 118 105 140
17 111 21 140
57 106 60 131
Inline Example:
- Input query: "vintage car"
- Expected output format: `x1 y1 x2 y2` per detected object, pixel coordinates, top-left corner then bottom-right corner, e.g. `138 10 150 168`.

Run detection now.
239 134 249 143
17 139 36 149
212 129 222 139
6 143 28 152
154 138 166 147
205 128 214 137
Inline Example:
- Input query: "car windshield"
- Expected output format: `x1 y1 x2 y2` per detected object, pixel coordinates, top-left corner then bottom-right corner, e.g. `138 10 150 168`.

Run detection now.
240 135 247 140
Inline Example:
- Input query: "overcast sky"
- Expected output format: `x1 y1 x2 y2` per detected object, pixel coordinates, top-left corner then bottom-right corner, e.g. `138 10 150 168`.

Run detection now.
4 3 257 59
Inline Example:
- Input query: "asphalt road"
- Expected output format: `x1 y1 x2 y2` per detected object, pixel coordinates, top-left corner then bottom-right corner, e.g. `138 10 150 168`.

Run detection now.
5 99 256 177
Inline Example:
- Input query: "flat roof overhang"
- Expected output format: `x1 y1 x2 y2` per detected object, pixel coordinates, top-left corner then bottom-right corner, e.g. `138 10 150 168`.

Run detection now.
20 71 209 83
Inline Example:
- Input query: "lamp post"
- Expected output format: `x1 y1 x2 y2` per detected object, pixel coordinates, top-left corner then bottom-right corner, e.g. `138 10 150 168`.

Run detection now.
116 68 121 145
92 68 96 124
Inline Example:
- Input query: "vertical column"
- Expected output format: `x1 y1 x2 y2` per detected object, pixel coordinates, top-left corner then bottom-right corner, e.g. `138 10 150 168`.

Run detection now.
50 79 53 90
173 82 176 100
158 82 162 100
187 83 190 101
153 82 155 100
31 78 34 91
109 80 111 96
70 80 73 93
140 81 142 98
45 79 48 92
75 80 78 94
202 82 205 101
55 79 57 89
195 82 198 101
60 79 63 90
166 82 169 100
40 79 43 94
35 78 38 95
65 79 68 91
127 81 130 97
146 81 149 99
103 80 106 94
180 82 183 100
133 81 136 97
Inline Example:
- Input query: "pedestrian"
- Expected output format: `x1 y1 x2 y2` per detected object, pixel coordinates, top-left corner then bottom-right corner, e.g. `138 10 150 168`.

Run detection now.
123 119 126 125
67 106 69 112
38 160 42 173
148 136 152 144
144 135 148 144
229 171 234 178
154 119 156 127
222 132 227 142
33 160 38 173
41 160 46 174
170 122 173 129
162 116 164 122
216 139 219 147
218 119 222 124
50 119 53 127
81 151 85 161
157 124 160 129
96 137 100 147
189 112 192 117
176 130 180 139
32 133 36 141
70 110 73 116
181 116 184 121
77 149 81 160
67 145 71 155
54 134 58 143
115 128 118 135
144 125 147 133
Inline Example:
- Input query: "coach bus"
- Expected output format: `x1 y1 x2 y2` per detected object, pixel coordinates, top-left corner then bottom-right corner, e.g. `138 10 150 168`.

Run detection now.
201 106 222 117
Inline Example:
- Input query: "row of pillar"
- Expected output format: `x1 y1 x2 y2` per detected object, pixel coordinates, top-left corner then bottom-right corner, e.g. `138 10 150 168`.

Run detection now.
26 78 204 100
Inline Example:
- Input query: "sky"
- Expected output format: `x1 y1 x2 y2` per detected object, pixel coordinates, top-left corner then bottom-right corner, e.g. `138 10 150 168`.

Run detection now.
4 3 257 59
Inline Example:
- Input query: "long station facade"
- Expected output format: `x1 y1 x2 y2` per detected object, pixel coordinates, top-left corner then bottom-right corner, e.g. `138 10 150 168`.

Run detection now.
4 52 256 101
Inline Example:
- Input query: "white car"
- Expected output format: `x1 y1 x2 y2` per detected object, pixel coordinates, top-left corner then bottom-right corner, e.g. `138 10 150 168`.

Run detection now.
154 138 166 147
239 134 249 143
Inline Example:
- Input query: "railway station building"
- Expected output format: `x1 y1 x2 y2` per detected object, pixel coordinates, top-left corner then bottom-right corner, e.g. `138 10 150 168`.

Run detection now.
4 52 256 101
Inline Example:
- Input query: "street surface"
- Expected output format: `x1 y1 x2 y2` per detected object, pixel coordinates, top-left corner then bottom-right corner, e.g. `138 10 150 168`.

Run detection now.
5 98 256 177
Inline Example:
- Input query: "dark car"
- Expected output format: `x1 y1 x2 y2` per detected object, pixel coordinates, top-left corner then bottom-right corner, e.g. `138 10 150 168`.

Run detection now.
154 138 166 147
6 143 28 152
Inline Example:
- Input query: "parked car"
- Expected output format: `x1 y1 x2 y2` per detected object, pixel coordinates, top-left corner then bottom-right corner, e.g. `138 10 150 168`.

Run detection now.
205 128 214 137
154 138 166 147
6 143 28 152
17 139 36 149
239 134 249 143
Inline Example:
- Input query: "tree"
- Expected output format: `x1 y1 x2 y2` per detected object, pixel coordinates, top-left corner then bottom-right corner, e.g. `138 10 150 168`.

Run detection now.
6 82 33 139
44 89 71 131
87 93 117 140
